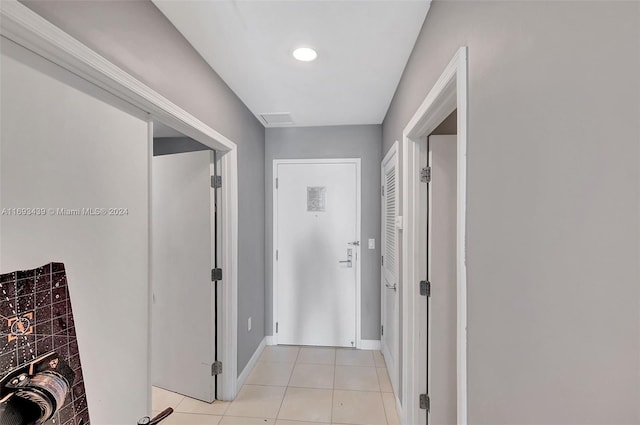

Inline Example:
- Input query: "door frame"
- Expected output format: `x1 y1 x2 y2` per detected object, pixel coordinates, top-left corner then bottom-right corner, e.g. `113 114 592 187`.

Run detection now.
401 47 468 424
380 141 400 395
272 158 362 348
0 0 239 402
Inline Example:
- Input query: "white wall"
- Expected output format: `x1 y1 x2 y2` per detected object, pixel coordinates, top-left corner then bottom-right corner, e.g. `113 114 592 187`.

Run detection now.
0 38 150 423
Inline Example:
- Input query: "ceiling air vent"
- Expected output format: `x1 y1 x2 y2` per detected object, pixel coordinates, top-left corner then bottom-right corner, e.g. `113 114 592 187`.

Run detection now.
259 112 294 126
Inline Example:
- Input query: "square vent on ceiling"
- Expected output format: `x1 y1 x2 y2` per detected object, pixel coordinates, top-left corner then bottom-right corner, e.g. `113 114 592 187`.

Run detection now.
259 112 294 126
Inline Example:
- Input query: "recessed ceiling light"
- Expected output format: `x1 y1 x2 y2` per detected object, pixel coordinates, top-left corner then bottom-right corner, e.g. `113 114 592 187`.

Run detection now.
293 47 317 62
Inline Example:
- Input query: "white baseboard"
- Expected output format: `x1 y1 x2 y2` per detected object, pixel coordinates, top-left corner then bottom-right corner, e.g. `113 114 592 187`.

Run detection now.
395 393 402 420
265 335 277 346
359 339 381 350
237 337 266 389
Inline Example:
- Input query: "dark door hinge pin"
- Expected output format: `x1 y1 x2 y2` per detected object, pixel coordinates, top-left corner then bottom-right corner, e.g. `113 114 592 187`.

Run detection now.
419 394 430 411
420 280 431 297
211 268 222 281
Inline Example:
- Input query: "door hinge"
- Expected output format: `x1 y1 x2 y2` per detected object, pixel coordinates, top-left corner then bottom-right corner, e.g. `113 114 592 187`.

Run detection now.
381 185 384 197
419 394 430 411
211 175 222 189
276 322 279 333
211 361 223 376
211 268 223 281
381 255 384 266
420 166 431 183
275 178 279 189
420 280 431 297
381 324 384 336
276 250 279 261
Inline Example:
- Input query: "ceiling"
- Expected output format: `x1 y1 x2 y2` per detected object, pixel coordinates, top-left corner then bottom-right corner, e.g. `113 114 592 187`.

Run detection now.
153 0 431 128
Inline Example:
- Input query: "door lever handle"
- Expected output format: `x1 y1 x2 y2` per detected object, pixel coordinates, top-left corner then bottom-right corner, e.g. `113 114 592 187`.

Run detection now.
339 248 353 267
338 259 353 268
348 241 360 246
385 283 397 291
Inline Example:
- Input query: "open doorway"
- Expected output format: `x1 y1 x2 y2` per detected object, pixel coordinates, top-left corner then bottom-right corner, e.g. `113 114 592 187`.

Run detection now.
401 47 468 425
426 110 457 425
0 3 241 419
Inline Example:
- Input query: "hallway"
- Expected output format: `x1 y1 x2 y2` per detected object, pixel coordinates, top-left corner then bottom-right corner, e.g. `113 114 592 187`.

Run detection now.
152 347 400 424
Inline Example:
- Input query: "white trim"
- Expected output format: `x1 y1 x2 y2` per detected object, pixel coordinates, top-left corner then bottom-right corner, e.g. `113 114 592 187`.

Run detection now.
236 337 266 390
359 340 382 350
380 140 400 397
146 119 154 414
272 158 362 348
217 149 239 401
265 336 277 346
401 47 468 425
0 0 240 402
271 160 279 345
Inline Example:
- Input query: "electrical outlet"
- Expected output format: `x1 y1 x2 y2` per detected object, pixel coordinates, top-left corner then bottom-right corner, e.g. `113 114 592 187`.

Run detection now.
248 317 252 332
368 238 375 249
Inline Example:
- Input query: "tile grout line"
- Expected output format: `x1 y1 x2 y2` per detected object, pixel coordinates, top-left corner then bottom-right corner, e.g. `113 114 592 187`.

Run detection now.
330 348 337 424
375 355 391 425
273 346 300 421
160 348 394 424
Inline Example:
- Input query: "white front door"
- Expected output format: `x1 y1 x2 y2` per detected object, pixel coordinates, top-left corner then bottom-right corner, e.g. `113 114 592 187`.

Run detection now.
274 159 360 347
381 144 399 394
152 150 216 402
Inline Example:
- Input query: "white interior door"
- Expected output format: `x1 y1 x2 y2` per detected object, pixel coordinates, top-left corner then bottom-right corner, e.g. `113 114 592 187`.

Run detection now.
152 150 216 402
428 135 457 424
381 145 400 394
275 160 360 347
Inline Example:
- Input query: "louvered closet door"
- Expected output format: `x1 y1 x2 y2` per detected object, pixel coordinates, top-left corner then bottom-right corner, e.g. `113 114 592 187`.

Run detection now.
381 146 399 394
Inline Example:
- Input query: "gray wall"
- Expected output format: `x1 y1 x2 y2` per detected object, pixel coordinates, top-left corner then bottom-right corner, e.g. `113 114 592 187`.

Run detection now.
153 137 209 156
265 125 382 340
384 1 640 423
23 0 266 376
431 110 457 135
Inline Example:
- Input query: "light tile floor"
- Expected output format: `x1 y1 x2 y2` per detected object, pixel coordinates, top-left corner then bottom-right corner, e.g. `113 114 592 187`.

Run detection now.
152 346 400 425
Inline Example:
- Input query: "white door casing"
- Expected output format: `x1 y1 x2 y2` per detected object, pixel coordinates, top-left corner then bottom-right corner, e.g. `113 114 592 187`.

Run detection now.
273 159 361 348
151 150 216 402
381 142 400 394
